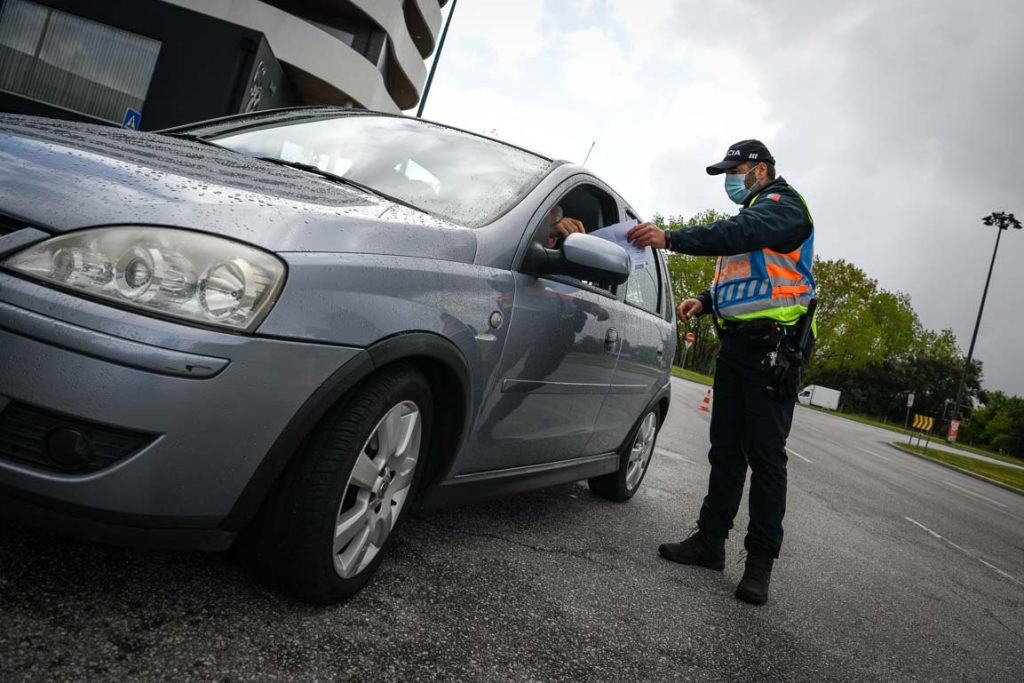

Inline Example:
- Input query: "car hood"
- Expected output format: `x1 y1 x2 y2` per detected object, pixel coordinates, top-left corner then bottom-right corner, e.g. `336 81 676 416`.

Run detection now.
0 115 477 263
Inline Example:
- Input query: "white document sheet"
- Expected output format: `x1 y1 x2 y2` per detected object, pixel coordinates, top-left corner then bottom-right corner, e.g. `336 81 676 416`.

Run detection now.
589 219 647 270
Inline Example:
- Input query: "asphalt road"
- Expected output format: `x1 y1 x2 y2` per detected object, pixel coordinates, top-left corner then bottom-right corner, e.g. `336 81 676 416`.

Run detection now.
1 377 1022 682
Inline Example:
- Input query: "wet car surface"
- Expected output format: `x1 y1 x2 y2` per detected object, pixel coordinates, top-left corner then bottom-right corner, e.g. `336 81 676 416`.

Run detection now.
0 108 675 602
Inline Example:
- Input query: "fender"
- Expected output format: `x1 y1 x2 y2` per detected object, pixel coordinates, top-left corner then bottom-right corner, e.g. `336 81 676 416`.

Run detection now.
629 380 672 449
221 332 471 530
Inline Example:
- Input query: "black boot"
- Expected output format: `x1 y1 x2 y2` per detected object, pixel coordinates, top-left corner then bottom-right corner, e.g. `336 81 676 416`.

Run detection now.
735 553 774 605
658 529 725 571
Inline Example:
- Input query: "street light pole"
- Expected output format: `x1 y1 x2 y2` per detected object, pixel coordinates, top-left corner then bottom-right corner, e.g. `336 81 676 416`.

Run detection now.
951 212 1022 421
416 0 458 118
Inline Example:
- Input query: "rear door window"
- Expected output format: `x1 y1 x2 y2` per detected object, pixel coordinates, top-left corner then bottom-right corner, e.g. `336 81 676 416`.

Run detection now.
624 247 661 314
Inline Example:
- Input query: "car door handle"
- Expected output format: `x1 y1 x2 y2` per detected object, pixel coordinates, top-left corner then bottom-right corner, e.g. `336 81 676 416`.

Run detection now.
605 327 618 350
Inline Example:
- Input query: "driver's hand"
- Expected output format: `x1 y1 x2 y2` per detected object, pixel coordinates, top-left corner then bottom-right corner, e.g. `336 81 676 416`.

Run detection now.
677 298 703 325
548 217 586 247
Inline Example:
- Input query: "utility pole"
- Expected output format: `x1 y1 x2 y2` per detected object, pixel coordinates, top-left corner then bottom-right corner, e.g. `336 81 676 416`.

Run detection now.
951 212 1022 422
416 0 458 118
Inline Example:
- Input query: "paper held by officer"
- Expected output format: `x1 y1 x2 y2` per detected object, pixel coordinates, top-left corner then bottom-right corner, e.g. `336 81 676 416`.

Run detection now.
589 219 646 270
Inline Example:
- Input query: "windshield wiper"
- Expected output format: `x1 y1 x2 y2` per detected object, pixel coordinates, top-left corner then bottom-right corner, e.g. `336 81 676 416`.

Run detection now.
159 132 225 148
253 156 426 214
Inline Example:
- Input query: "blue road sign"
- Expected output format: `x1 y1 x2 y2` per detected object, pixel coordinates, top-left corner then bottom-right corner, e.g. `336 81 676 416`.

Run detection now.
121 108 142 130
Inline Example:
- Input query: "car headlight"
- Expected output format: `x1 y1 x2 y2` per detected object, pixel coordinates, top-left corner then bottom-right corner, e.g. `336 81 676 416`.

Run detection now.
2 227 286 331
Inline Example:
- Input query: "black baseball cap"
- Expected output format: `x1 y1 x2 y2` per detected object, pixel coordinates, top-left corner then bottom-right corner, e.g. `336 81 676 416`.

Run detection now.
705 139 776 175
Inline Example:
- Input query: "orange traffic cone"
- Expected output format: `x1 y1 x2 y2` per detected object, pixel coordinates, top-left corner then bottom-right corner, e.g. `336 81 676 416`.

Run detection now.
698 389 712 413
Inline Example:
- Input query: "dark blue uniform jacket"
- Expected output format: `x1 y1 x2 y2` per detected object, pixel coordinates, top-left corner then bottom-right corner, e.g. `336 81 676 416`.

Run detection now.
664 177 812 314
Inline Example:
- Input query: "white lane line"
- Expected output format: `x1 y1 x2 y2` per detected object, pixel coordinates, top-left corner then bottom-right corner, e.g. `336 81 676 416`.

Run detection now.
904 517 1024 588
942 480 1008 509
788 420 1024 521
786 447 812 463
978 559 1021 585
879 458 1024 524
905 517 941 539
857 447 891 462
790 430 844 453
655 447 696 465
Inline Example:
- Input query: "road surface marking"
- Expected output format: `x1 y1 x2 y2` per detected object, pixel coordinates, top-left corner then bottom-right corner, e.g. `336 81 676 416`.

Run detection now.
655 448 696 465
978 559 1021 584
786 447 812 463
857 447 891 461
904 517 1023 588
942 480 1008 508
905 517 941 539
877 460 1024 523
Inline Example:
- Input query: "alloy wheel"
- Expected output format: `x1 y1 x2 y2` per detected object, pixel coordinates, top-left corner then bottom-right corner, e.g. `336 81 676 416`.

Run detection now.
625 411 658 491
332 400 422 579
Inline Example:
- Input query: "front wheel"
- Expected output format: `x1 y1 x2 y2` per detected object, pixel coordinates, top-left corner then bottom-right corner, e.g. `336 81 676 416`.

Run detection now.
240 364 432 604
588 409 660 501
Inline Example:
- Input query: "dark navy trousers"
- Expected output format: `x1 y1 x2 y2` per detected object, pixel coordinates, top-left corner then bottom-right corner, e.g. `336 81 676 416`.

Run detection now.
697 336 797 558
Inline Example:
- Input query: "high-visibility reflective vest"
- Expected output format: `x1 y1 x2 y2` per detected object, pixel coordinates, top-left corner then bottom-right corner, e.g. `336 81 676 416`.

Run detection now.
711 190 815 325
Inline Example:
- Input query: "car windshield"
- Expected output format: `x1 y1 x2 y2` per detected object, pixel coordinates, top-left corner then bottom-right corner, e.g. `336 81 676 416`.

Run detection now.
194 113 552 227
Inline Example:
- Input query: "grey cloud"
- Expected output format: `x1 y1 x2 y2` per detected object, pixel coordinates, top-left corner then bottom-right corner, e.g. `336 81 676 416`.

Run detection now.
658 0 1024 394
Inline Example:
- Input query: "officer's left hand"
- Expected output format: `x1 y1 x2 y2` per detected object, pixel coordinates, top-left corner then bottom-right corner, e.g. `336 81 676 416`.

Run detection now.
626 222 667 249
677 298 703 324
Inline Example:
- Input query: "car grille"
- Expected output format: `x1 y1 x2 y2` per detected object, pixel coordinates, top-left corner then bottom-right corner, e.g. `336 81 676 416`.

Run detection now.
0 400 157 473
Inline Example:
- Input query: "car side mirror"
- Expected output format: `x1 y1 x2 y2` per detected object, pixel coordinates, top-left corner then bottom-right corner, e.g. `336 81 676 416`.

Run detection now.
524 233 631 286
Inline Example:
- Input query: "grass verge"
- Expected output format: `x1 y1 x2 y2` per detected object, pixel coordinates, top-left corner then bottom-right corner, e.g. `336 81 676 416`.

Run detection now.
892 443 1024 492
672 366 713 385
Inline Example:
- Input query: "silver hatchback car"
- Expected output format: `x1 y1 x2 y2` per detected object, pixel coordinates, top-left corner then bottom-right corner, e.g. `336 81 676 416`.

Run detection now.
0 109 675 603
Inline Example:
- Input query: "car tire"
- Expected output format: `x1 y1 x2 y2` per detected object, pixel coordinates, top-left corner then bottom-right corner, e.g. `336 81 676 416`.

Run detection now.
239 364 432 605
588 409 660 502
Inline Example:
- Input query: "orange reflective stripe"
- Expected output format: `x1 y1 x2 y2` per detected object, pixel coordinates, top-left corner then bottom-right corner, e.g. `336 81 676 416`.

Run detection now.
714 257 750 284
765 263 803 281
772 285 809 298
764 247 801 262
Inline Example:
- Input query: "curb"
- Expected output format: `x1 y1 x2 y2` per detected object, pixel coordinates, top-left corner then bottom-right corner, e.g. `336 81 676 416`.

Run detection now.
886 443 1024 497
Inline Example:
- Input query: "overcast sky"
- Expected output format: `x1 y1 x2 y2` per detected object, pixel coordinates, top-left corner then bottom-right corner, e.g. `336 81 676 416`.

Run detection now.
420 0 1024 396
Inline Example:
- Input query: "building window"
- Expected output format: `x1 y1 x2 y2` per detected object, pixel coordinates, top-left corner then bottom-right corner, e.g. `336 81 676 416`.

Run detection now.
0 0 161 124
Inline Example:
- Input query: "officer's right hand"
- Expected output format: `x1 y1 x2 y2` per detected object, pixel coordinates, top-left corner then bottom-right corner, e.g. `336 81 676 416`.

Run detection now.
626 222 667 249
677 298 703 325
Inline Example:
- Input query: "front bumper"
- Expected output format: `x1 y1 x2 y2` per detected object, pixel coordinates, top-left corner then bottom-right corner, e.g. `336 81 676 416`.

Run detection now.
0 271 363 548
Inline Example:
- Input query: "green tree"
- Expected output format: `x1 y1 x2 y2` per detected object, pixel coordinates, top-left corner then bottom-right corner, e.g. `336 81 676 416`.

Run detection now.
960 391 1024 457
809 258 882 372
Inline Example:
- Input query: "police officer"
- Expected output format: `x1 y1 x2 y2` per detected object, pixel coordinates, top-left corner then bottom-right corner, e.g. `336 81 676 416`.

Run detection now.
626 139 815 605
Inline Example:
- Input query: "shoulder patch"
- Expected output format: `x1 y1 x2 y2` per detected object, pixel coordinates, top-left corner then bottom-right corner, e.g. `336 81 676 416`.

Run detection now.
769 193 782 202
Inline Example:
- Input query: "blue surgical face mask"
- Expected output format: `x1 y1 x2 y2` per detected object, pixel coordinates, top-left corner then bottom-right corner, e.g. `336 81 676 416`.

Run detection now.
725 172 750 204
724 166 760 204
